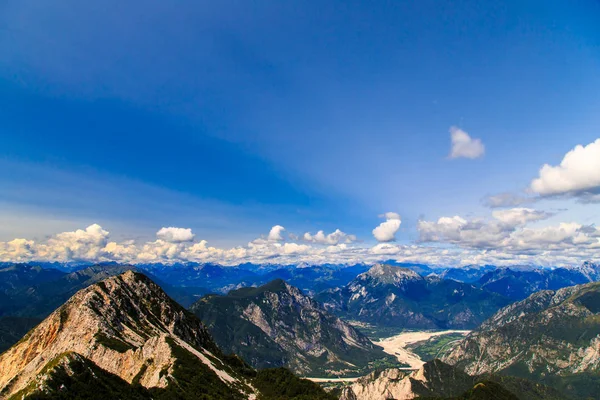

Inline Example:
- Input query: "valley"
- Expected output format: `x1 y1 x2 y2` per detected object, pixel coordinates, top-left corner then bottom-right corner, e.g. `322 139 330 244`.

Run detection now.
3 6 599 399
374 329 470 369
0 261 599 399
304 330 470 382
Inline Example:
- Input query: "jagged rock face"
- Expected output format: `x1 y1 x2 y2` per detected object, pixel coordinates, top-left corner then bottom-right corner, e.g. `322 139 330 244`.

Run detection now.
8 352 149 400
317 264 510 329
443 282 600 380
0 271 248 399
191 279 391 375
358 264 423 286
339 360 568 400
339 360 475 400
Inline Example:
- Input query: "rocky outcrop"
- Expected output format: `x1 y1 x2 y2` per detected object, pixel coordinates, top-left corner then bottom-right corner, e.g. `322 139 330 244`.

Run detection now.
191 279 393 376
339 360 475 400
338 359 565 400
6 352 148 400
0 271 251 399
442 282 600 399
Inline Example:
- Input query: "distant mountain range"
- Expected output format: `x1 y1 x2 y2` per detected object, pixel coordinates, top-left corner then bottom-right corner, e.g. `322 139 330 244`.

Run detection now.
2 261 599 353
140 262 371 295
190 279 397 376
1 265 599 399
316 264 512 329
474 265 595 301
443 281 600 399
3 260 599 298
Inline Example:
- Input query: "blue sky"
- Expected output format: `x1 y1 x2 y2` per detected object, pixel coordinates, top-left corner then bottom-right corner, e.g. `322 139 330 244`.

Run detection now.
1 1 599 266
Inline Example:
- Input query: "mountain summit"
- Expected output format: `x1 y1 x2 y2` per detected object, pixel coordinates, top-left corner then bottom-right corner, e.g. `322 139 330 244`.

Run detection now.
317 264 510 329
360 264 422 285
0 271 253 399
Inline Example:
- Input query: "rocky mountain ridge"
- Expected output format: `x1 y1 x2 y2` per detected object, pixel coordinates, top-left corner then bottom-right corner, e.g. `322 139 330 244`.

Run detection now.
338 359 564 400
442 281 600 399
0 271 252 398
190 279 395 376
317 264 511 329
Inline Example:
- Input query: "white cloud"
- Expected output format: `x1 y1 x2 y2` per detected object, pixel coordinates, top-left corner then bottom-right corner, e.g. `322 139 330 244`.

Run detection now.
105 240 138 260
530 138 600 198
509 222 596 250
0 220 598 268
448 127 485 159
418 216 468 243
371 243 404 255
302 229 356 245
156 227 195 243
282 242 311 254
38 224 110 261
267 225 286 241
136 240 188 262
418 208 599 256
373 212 402 242
0 238 36 261
381 212 401 220
491 208 553 227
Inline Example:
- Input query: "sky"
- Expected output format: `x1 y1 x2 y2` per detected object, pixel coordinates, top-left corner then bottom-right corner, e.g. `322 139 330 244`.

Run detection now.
1 0 600 267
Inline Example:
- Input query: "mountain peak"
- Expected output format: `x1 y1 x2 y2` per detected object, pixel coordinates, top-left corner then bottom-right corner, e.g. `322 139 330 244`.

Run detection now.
0 271 249 398
362 263 422 283
191 279 392 375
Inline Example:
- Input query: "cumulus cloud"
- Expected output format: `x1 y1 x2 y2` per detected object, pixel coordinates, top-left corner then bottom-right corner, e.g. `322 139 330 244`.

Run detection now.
418 208 599 256
156 227 195 243
0 238 36 261
509 222 597 250
382 212 401 220
40 223 110 261
448 127 485 159
373 212 402 242
530 138 600 198
0 220 598 268
267 225 286 241
302 229 357 245
491 208 553 226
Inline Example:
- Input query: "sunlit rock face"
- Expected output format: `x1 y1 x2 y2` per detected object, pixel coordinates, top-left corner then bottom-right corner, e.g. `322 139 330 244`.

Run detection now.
0 271 249 399
443 282 600 377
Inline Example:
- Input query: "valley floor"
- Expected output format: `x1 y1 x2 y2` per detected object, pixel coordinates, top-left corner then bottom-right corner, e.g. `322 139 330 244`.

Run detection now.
375 330 470 369
304 330 470 382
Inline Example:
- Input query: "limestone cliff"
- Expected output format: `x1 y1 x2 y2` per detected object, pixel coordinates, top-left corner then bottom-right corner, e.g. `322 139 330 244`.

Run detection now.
0 271 251 399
